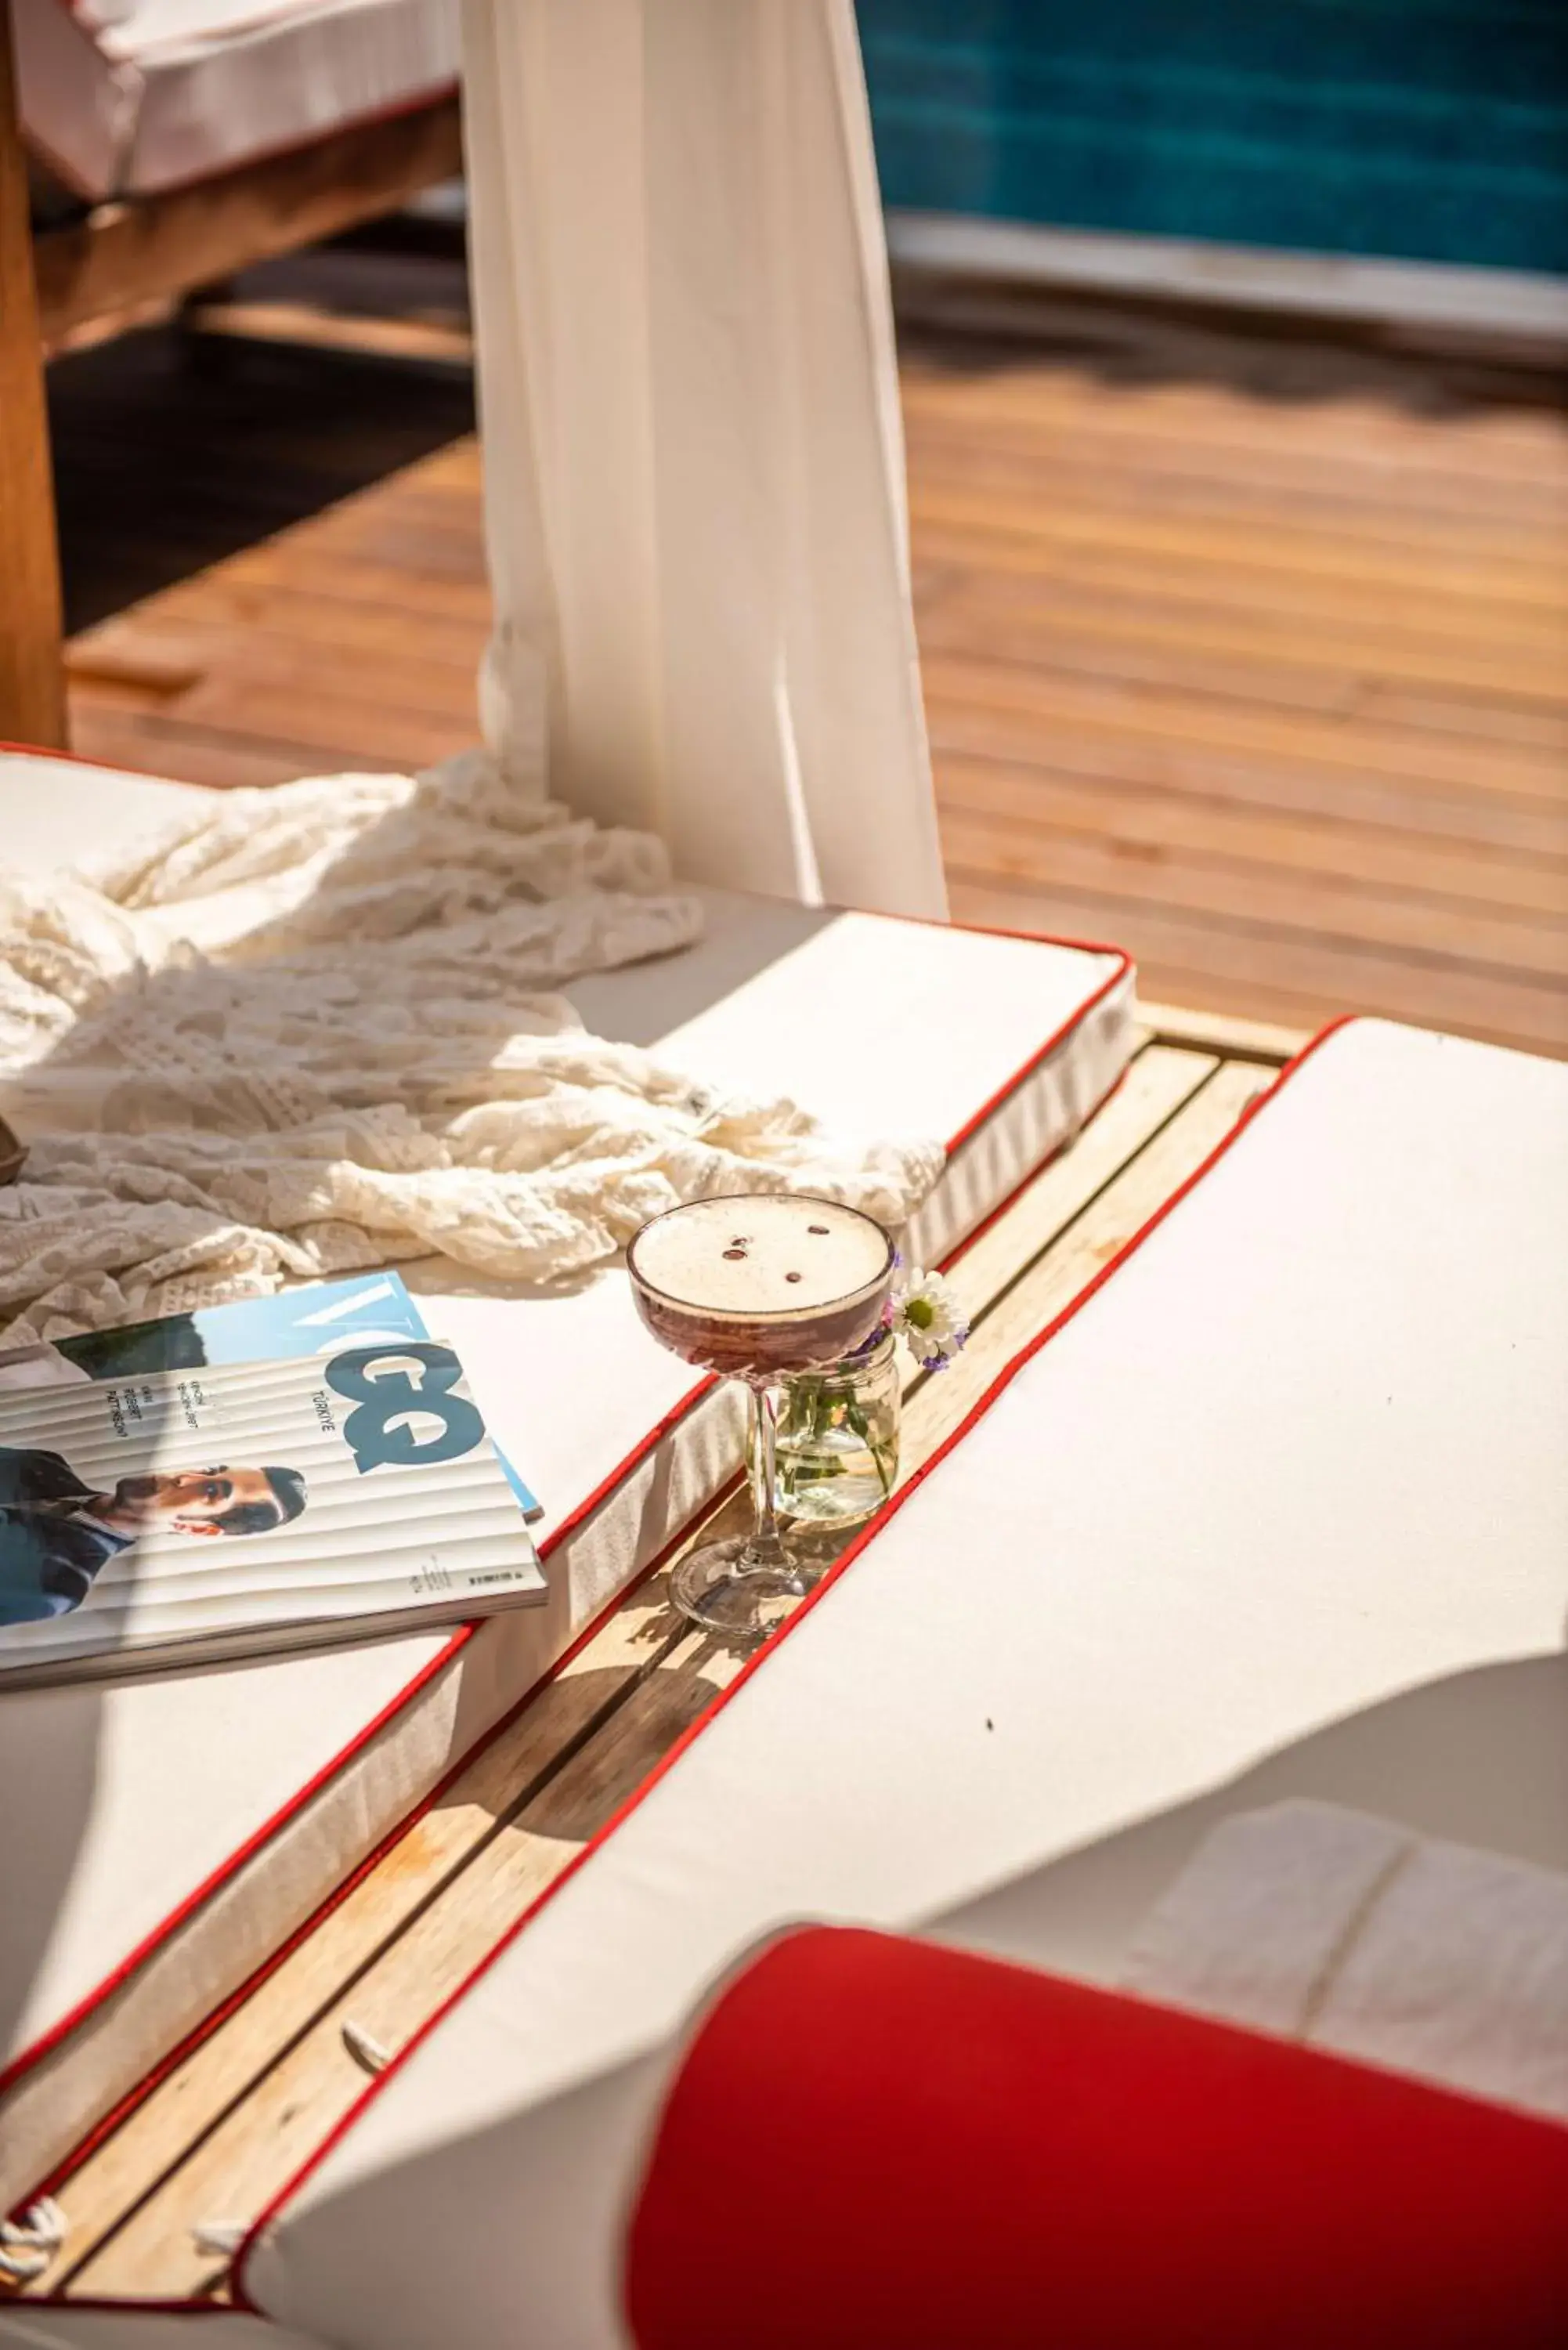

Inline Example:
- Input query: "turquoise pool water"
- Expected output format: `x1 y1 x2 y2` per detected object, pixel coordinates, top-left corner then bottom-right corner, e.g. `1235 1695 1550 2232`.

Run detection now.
858 0 1567 274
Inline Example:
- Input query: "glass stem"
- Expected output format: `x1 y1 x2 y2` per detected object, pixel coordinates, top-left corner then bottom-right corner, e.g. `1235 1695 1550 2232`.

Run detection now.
746 1381 788 1567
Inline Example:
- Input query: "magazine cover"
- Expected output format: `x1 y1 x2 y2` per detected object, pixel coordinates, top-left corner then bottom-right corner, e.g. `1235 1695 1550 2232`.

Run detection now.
0 1274 542 1520
0 1338 544 1687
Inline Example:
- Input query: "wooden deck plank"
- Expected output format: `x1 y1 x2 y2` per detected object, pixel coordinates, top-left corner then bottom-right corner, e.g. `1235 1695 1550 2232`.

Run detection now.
71 675 472 774
940 808 1568 985
938 753 1568 926
73 588 489 674
948 876 1568 1057
62 707 372 792
906 479 1568 616
913 554 1568 709
54 1040 1270 2298
916 601 1568 758
921 656 1568 822
901 415 1568 550
911 526 1568 668
898 358 1568 485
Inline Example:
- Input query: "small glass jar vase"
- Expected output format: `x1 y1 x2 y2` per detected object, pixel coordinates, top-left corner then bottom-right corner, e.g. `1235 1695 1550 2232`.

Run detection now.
762 1333 901 1532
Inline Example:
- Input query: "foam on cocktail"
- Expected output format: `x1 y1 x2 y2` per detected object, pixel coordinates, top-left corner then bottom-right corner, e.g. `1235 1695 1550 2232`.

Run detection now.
630 1195 891 1321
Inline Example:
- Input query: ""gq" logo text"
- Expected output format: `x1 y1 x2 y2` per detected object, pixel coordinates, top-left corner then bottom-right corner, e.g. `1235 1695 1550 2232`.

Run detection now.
324 1343 486 1474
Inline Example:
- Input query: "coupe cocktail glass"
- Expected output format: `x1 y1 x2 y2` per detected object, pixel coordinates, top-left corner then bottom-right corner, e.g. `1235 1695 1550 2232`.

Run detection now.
627 1193 896 1639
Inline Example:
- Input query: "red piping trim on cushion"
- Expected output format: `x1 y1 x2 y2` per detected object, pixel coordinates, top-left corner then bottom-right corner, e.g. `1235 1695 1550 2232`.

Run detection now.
230 1012 1356 2314
0 736 1136 2182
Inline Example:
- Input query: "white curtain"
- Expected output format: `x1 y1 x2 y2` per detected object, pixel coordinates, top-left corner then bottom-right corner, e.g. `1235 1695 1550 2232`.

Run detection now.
460 0 948 920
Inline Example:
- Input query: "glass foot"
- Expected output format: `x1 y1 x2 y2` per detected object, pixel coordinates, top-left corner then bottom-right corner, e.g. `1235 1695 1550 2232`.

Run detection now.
669 1535 823 1641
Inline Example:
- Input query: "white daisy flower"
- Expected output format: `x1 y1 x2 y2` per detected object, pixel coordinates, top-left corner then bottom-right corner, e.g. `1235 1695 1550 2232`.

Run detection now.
893 1267 969 1372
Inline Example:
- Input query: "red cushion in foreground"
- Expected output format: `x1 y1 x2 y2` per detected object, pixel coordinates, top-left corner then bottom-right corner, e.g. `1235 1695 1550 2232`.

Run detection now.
625 1925 1568 2350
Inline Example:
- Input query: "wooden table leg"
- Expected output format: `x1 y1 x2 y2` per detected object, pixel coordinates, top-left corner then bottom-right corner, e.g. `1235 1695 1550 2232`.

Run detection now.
0 0 67 750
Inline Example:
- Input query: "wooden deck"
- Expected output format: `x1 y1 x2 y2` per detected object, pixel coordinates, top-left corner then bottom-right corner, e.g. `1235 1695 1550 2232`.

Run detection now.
22 1000 1292 2304
52 276 1568 1056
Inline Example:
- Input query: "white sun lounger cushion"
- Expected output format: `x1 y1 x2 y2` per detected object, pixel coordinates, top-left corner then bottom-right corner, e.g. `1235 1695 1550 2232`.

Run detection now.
13 0 132 199
244 1018 1568 2350
0 750 1133 2210
15 0 457 201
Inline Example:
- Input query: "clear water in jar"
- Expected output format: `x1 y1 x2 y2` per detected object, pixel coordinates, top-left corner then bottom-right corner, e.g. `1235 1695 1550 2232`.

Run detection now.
765 1341 900 1531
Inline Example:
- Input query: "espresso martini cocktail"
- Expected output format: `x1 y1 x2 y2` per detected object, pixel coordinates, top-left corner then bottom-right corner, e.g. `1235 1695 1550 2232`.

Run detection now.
627 1193 898 1639
627 1194 896 1379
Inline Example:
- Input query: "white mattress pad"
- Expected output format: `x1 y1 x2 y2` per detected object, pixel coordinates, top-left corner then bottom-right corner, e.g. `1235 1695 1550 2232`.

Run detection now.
16 0 457 200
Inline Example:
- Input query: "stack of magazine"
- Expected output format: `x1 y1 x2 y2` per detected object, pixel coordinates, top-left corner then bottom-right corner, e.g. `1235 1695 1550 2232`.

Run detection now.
0 1275 544 1690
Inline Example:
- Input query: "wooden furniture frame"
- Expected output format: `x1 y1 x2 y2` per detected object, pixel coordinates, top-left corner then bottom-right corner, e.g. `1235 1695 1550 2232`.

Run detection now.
0 0 462 750
0 0 66 748
8 997 1306 2304
32 92 463 350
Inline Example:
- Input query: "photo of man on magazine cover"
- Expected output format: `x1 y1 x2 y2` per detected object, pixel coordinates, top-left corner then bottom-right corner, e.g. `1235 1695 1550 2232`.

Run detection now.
0 1452 309 1626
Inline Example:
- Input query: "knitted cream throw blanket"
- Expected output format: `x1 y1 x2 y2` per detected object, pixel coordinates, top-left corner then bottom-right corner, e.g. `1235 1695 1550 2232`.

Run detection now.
0 755 942 1345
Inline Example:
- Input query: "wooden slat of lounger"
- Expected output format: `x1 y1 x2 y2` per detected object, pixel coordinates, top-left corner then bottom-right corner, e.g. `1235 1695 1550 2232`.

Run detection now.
34 100 464 350
186 300 474 372
52 1040 1258 2299
1138 1000 1314 1065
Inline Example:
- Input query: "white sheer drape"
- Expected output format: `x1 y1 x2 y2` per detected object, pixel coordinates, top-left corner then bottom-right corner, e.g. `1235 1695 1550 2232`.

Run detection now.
461 0 947 920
